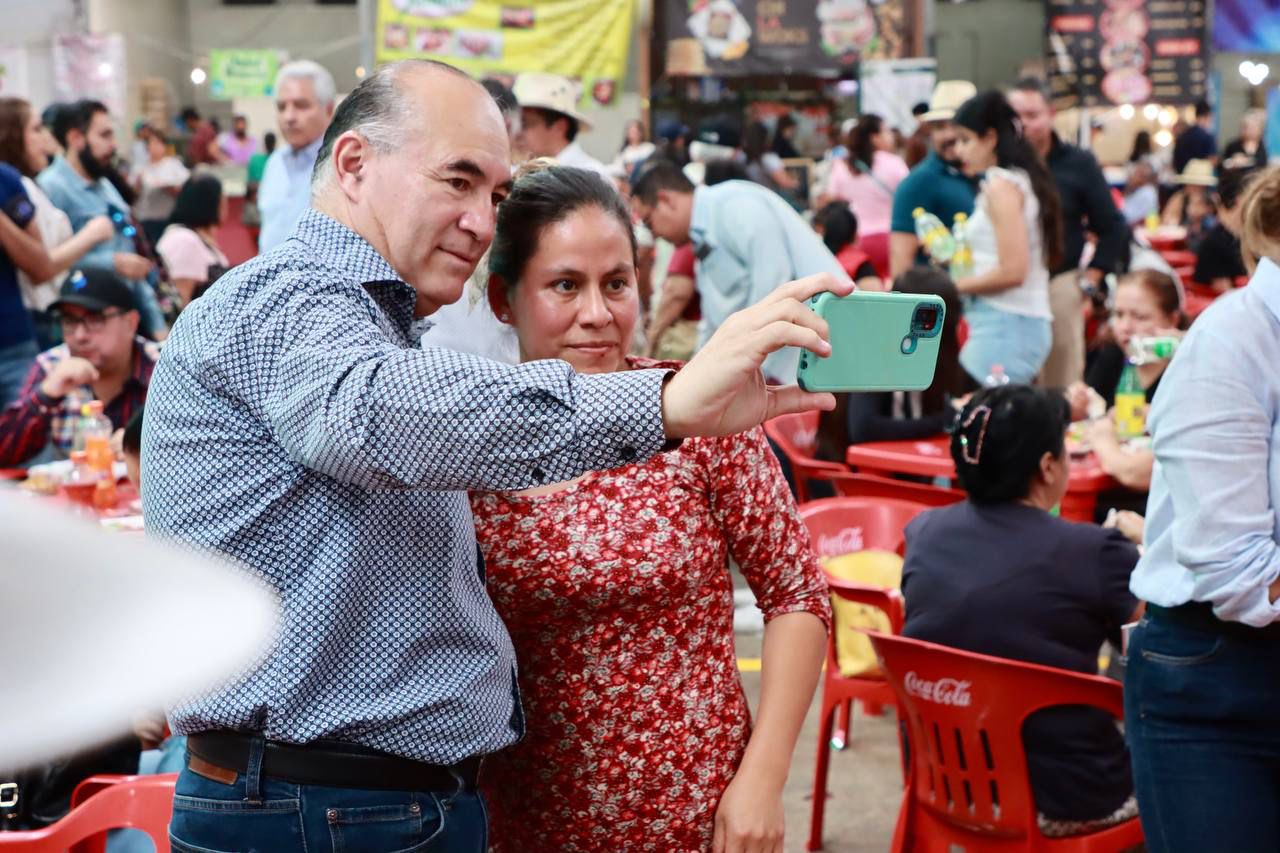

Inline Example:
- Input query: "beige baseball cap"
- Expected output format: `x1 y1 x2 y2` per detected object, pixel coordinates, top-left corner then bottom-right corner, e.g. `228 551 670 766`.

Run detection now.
920 80 978 123
1175 159 1218 187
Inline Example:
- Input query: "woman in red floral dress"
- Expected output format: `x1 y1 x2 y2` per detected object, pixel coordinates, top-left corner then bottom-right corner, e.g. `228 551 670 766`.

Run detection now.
468 164 831 853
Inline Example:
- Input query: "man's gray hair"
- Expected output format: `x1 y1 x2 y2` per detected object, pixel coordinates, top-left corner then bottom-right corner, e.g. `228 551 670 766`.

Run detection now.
311 59 469 190
275 60 337 107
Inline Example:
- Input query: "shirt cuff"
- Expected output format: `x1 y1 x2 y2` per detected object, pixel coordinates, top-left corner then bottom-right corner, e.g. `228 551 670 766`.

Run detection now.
571 368 671 476
30 386 60 417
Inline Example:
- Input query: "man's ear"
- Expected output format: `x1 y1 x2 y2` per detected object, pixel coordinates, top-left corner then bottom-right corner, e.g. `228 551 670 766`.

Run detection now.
329 131 370 202
125 310 140 336
487 275 512 324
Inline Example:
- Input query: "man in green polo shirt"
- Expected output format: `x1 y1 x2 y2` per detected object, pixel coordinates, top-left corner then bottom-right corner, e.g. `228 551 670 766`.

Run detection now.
889 80 980 279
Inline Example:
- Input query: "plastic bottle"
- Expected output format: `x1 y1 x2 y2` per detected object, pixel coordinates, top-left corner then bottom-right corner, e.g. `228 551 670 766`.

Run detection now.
949 212 973 279
64 450 99 506
1127 335 1179 366
982 364 1010 388
81 401 117 509
1113 364 1147 439
912 207 955 264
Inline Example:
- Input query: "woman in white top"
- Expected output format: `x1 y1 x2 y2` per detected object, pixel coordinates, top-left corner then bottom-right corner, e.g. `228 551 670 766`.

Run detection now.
133 130 190 247
952 90 1064 385
156 175 229 307
822 113 910 277
0 97 113 347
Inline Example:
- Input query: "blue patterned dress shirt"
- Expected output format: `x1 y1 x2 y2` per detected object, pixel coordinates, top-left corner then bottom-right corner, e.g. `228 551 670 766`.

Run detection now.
142 209 672 763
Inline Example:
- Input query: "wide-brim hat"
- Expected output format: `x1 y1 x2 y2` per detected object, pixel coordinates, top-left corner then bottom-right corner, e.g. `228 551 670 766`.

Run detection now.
1175 159 1217 186
920 80 978 123
513 72 592 131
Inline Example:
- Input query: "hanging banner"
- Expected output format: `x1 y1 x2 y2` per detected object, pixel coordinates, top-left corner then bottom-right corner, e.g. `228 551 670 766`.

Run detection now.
1213 0 1280 52
860 58 936 132
0 46 30 97
208 50 280 100
664 0 911 77
375 0 634 106
1045 0 1207 109
52 33 127 120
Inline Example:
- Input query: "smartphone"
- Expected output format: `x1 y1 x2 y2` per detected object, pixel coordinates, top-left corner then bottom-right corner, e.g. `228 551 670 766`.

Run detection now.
796 291 946 393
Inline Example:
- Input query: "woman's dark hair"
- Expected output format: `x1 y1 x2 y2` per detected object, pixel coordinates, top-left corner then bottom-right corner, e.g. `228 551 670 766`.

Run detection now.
1129 130 1152 163
489 164 636 290
1217 166 1258 210
951 384 1070 505
620 119 646 153
121 406 144 458
775 114 796 136
954 90 1065 271
743 121 770 165
0 97 34 177
893 267 966 412
815 201 859 254
1117 268 1187 329
847 113 884 173
169 174 223 229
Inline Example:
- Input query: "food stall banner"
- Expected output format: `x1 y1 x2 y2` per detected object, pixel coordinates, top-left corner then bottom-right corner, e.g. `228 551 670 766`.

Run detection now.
664 0 911 76
209 50 280 100
1045 0 1207 108
376 0 634 105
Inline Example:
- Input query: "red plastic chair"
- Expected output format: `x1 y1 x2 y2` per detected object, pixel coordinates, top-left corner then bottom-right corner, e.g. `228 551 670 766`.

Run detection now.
867 633 1143 852
800 497 928 852
824 471 966 508
1158 248 1197 269
763 411 848 503
0 774 176 852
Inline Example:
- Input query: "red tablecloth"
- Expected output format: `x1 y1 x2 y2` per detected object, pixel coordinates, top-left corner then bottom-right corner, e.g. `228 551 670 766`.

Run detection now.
846 436 1116 523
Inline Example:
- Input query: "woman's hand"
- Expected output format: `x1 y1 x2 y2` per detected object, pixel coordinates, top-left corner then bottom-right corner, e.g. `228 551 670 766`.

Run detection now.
1105 509 1145 544
1066 382 1092 422
713 772 785 853
1088 414 1121 450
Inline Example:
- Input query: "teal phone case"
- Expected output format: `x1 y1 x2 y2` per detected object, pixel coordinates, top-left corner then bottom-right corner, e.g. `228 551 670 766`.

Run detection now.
796 291 946 393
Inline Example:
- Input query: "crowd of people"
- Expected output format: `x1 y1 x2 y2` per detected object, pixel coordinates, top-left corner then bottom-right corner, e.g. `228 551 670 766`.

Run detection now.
1 48 1278 853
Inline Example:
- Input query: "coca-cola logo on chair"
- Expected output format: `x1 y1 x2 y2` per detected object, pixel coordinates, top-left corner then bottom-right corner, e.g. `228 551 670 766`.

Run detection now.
817 526 864 557
904 671 972 707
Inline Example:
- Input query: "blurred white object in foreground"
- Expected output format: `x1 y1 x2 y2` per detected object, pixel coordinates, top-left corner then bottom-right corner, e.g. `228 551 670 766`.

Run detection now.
0 492 278 768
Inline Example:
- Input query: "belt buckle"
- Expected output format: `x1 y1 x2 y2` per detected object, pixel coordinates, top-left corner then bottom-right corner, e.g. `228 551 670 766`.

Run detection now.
0 782 18 809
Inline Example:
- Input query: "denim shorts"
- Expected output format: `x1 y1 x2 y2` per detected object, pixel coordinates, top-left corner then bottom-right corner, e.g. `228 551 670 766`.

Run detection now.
959 298 1052 385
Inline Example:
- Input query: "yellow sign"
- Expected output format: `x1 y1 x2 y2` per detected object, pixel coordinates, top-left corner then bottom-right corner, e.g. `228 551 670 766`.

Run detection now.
376 0 635 106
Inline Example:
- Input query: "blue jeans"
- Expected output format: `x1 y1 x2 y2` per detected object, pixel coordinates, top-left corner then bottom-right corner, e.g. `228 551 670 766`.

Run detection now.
959 298 1052 385
1124 612 1280 852
0 338 38 408
168 743 488 853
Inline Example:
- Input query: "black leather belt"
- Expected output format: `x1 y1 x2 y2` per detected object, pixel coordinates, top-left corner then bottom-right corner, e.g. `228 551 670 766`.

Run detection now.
187 731 481 792
1149 602 1280 642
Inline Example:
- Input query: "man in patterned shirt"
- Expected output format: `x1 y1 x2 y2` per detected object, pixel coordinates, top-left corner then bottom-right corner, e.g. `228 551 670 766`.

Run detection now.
144 59 847 853
0 268 157 466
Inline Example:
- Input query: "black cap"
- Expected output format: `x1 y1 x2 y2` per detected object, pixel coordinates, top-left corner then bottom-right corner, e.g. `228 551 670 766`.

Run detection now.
50 269 136 314
694 116 741 150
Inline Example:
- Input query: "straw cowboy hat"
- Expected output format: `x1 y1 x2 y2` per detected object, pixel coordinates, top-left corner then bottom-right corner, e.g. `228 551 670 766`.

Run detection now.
920 80 978 123
1175 158 1218 186
513 72 592 131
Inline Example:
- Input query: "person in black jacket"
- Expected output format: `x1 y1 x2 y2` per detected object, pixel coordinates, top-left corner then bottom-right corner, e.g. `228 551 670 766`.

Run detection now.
1008 78 1129 388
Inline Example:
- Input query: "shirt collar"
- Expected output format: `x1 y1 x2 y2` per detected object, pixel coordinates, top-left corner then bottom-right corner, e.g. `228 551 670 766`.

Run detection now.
125 336 158 388
689 185 714 253
1250 257 1280 325
286 136 324 160
290 209 418 329
50 155 94 190
927 152 966 179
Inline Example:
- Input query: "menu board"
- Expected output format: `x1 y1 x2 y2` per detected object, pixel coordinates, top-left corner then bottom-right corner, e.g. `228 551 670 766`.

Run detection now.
1045 0 1207 108
665 0 911 76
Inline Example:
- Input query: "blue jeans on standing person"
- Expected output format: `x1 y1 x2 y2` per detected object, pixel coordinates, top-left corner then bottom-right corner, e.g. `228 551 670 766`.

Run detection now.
1124 611 1280 853
0 338 38 408
168 742 488 853
959 298 1052 385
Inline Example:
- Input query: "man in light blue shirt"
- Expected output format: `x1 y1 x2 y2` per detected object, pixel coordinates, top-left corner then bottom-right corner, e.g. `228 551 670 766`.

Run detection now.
1124 237 1280 852
257 60 335 252
630 159 846 381
39 100 166 337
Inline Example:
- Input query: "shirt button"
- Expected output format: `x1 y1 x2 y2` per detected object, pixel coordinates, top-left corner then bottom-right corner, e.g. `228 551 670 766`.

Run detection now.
532 467 546 483
620 446 636 461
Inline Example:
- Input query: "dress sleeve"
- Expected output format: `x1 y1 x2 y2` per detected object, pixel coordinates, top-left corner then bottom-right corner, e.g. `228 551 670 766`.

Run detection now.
703 426 832 631
157 227 210 282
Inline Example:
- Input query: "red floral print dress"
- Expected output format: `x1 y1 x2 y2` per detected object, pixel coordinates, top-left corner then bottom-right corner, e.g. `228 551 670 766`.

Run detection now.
469 361 832 853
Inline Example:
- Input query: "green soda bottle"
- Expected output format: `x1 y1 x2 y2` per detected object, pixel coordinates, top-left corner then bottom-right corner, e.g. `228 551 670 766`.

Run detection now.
1114 364 1147 439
